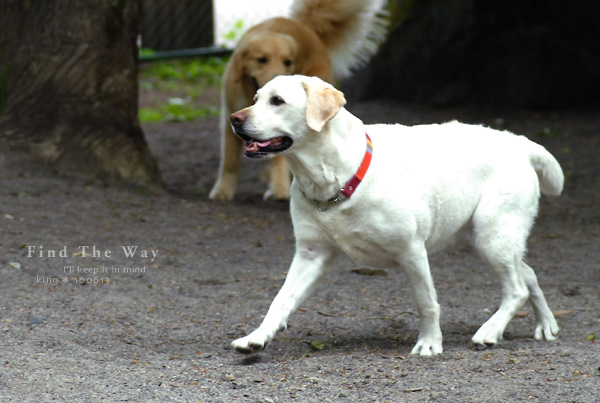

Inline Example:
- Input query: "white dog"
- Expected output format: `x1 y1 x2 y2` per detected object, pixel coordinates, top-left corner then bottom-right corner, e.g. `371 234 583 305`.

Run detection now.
230 75 563 356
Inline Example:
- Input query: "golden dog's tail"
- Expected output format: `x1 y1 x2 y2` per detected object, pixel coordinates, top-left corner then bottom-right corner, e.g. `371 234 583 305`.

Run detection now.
290 0 388 80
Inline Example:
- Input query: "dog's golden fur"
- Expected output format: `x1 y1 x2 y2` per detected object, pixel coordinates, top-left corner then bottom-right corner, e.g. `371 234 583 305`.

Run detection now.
209 0 387 201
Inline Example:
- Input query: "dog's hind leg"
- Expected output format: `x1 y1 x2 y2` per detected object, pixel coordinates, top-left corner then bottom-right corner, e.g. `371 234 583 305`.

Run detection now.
471 254 530 346
401 244 443 356
521 261 559 340
232 245 335 354
471 211 532 346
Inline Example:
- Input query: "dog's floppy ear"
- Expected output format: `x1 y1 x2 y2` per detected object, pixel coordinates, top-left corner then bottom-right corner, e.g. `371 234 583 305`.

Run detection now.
302 79 346 132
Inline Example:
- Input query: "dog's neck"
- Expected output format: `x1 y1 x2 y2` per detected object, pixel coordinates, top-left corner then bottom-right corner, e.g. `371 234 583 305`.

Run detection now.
286 108 367 203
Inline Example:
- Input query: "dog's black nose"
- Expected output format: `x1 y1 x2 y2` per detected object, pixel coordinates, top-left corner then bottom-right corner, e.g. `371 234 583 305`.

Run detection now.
230 111 246 127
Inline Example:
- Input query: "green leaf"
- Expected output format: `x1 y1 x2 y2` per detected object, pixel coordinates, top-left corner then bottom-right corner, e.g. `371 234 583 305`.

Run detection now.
310 341 325 351
138 108 164 123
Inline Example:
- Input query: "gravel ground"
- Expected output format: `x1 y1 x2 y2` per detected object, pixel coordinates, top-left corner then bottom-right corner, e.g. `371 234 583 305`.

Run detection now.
0 89 599 402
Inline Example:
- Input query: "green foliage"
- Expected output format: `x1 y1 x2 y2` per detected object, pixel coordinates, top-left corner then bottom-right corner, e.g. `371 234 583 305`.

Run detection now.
139 57 227 123
140 97 217 123
537 127 563 137
139 48 156 58
388 0 416 27
224 19 245 43
140 57 226 87
138 108 164 123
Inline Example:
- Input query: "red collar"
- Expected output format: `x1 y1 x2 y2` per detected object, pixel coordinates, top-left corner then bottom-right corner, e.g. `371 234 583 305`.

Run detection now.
304 133 373 211
341 133 373 198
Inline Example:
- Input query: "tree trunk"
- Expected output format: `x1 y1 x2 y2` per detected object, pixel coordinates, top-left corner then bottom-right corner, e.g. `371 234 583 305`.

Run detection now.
0 0 162 188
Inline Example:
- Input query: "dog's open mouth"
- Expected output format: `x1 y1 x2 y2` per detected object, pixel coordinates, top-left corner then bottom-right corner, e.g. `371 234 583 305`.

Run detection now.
236 132 293 158
244 136 293 158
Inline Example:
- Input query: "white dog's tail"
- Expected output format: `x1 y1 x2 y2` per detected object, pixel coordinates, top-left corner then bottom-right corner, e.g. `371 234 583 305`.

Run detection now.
290 0 388 80
526 139 564 196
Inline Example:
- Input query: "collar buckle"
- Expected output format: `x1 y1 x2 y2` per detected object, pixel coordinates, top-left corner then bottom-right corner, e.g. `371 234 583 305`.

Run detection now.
312 190 347 211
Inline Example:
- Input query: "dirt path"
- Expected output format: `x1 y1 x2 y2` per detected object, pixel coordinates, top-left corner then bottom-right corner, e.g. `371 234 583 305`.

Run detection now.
1 93 599 401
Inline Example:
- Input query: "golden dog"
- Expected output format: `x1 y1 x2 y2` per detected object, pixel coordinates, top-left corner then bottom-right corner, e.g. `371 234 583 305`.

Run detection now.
209 0 387 201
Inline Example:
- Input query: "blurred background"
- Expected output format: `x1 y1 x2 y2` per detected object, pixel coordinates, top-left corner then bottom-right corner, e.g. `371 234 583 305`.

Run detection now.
141 0 600 109
2 0 598 184
142 0 293 51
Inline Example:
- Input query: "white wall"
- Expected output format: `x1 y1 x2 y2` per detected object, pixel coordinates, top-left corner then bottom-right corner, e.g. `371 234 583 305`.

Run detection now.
213 0 293 48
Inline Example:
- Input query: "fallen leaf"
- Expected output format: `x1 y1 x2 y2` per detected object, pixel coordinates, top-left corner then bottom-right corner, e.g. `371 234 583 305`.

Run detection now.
404 387 424 392
553 310 576 317
310 341 325 351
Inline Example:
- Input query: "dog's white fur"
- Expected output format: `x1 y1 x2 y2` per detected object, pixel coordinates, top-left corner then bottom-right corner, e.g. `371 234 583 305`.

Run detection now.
230 75 563 356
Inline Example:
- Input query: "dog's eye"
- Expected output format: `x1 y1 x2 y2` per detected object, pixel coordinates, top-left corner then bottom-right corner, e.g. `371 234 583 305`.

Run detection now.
270 96 285 106
284 59 292 67
258 57 268 64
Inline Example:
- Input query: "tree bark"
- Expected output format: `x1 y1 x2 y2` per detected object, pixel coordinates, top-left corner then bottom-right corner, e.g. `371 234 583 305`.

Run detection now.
0 0 162 187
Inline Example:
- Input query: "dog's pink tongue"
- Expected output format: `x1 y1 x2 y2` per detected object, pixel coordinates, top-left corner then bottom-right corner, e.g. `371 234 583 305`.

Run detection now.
245 140 272 152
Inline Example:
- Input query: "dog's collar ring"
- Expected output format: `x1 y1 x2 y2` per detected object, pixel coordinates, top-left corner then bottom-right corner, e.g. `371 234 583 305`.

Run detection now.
309 190 348 211
301 133 373 211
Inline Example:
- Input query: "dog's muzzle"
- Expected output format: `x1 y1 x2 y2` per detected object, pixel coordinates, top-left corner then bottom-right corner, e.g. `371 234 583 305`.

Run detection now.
230 111 293 159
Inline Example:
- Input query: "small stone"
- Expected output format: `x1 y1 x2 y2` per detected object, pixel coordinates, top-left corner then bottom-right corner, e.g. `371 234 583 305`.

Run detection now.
28 317 43 326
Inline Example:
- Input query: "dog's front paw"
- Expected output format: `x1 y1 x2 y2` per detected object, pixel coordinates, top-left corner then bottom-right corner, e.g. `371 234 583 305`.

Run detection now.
231 330 272 354
410 335 443 356
209 173 238 202
472 322 504 346
263 187 290 201
209 185 234 202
